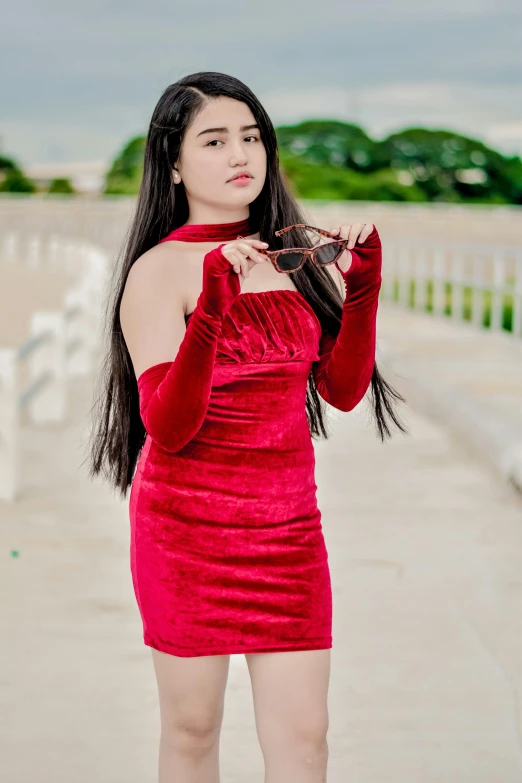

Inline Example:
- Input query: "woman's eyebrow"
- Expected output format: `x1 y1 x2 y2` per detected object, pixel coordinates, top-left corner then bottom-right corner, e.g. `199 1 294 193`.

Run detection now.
196 123 260 138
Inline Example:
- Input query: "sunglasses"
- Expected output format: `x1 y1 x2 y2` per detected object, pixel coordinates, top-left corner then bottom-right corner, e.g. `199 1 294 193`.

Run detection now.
238 224 348 274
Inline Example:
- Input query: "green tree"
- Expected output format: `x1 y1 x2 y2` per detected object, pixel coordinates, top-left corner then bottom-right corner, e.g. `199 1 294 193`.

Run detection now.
280 150 426 201
381 128 522 204
277 121 522 204
276 120 389 173
0 155 18 175
0 167 36 193
104 136 146 194
48 177 75 194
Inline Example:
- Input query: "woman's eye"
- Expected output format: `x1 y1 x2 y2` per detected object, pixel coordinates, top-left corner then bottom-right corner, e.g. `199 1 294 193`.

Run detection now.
206 136 259 147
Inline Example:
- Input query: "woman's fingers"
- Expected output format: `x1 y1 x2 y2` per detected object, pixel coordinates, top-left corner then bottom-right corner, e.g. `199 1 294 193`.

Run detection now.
235 242 266 269
228 247 263 278
237 240 267 263
240 239 269 258
222 237 269 272
227 249 245 276
359 223 374 242
347 222 364 249
330 222 374 247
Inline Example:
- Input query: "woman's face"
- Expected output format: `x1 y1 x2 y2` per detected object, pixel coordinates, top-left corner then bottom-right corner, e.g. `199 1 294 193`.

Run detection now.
174 96 267 213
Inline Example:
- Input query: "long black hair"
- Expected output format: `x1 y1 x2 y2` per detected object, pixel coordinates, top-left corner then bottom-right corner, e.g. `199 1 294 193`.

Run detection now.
87 71 409 498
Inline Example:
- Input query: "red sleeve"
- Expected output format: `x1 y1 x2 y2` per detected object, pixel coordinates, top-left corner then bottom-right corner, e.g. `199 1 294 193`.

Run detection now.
136 243 239 453
137 300 223 452
312 225 382 412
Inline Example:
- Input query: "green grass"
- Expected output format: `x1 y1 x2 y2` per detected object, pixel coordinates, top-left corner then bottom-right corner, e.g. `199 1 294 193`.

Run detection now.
386 279 516 332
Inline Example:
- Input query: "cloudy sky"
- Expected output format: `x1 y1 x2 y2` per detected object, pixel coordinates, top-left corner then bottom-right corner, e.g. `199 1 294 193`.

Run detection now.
1 0 521 166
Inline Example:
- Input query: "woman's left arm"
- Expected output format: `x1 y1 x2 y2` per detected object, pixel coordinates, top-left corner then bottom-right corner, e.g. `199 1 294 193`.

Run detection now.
312 224 382 411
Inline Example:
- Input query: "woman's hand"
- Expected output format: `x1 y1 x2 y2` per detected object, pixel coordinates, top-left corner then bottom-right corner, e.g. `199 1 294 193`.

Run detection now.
324 222 375 274
221 237 269 281
199 238 269 319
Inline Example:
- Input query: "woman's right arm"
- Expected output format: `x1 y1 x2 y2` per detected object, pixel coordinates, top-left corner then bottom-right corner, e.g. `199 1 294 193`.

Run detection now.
120 239 265 453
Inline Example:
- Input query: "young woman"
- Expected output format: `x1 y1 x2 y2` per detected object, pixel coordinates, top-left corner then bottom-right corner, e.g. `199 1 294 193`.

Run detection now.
89 71 408 782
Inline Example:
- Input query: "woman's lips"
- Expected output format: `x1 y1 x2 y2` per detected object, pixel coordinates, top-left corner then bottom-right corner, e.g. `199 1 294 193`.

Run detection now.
228 176 252 185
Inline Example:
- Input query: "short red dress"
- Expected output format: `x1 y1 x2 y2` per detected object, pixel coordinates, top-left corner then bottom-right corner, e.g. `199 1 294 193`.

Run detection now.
129 216 381 657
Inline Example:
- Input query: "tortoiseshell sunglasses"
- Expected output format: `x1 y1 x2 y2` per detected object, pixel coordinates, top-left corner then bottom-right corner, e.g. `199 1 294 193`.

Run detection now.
238 224 348 274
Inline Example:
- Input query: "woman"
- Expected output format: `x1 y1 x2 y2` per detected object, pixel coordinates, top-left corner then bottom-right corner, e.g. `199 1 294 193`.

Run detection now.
89 71 408 782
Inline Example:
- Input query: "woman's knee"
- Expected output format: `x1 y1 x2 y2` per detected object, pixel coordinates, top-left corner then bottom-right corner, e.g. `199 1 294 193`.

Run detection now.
279 721 329 772
262 709 329 761
287 710 329 747
151 649 229 755
160 708 222 756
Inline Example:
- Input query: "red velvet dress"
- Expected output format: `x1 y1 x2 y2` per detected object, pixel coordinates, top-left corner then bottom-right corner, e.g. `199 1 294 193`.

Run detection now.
129 216 382 657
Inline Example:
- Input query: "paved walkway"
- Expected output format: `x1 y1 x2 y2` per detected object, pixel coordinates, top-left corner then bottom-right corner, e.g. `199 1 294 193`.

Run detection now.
2 316 522 782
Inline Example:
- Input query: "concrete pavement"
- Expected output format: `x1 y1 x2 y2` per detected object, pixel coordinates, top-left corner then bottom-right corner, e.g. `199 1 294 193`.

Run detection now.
2 352 522 781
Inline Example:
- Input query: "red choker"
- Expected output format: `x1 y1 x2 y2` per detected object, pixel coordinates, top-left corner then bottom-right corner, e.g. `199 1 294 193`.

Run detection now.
159 216 254 243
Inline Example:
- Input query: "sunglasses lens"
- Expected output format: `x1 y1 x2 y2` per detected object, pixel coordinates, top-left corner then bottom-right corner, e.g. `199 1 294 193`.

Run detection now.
315 241 343 265
276 252 305 272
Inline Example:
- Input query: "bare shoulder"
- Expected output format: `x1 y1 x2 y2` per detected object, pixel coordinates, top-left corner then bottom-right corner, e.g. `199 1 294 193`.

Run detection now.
124 242 187 292
121 243 190 317
119 242 191 379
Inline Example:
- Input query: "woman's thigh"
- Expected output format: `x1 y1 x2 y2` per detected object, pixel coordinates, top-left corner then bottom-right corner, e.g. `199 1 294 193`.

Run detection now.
151 649 231 733
245 649 331 747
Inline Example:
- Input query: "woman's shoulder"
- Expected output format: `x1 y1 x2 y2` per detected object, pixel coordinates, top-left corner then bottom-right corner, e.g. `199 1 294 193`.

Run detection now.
130 240 192 279
121 242 190 322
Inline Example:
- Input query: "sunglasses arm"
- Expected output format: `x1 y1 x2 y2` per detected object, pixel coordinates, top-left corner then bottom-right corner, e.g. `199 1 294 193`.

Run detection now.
275 225 332 239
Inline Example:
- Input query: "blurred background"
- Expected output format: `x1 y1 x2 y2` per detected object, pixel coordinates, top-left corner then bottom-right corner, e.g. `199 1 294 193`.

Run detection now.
2 2 522 782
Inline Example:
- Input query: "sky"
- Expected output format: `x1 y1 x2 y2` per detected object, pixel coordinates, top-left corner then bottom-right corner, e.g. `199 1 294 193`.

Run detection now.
1 0 521 167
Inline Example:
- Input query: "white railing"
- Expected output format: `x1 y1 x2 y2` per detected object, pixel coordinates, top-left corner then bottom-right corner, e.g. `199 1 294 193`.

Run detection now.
380 238 522 337
0 235 109 501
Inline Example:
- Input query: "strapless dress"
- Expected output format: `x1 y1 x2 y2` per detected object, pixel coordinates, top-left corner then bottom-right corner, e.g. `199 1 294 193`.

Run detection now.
129 289 332 657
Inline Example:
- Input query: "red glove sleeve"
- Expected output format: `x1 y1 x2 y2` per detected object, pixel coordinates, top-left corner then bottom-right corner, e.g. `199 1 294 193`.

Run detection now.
136 243 240 452
312 225 382 412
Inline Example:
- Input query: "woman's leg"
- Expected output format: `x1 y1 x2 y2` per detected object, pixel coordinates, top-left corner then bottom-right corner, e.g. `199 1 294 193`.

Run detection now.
245 649 331 783
151 648 231 783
